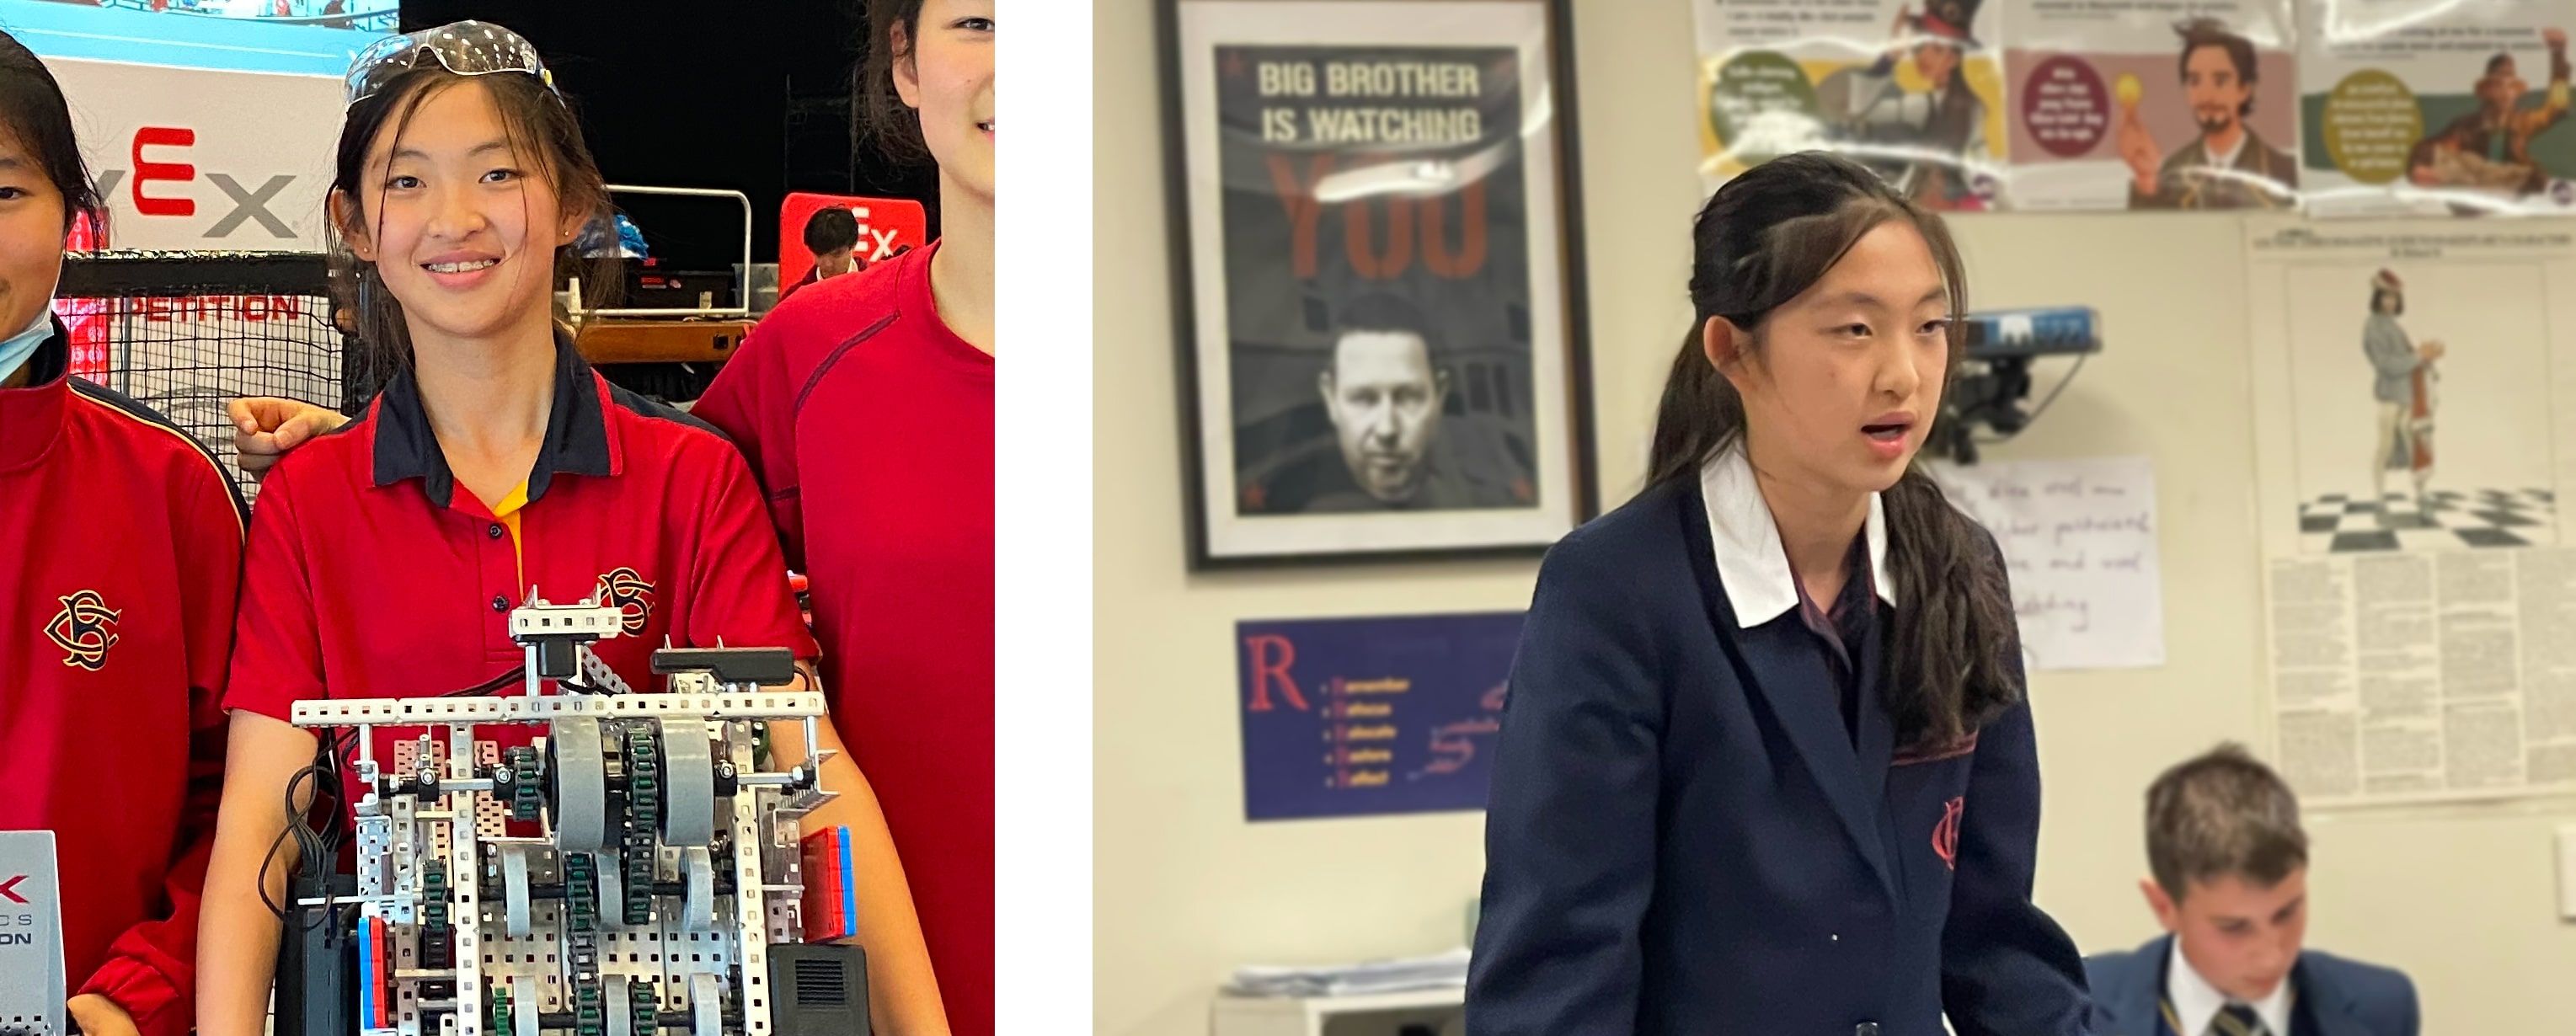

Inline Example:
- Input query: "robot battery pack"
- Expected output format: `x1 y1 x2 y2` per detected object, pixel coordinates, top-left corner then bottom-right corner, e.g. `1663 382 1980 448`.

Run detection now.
799 825 861 943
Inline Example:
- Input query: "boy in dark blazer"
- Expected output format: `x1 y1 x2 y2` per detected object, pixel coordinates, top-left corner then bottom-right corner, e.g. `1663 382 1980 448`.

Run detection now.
2085 745 2418 1036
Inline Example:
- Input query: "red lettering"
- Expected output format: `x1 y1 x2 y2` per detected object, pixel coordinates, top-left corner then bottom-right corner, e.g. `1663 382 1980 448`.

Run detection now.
1424 724 1475 775
1419 181 1488 279
1345 196 1412 280
1264 153 1333 280
243 295 269 321
276 296 302 320
143 296 173 322
131 126 195 217
1243 634 1307 713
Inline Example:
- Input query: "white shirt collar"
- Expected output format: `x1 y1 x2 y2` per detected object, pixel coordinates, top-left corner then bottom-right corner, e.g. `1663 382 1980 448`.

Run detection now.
2167 935 2292 1036
1700 445 1896 627
2202 129 2248 171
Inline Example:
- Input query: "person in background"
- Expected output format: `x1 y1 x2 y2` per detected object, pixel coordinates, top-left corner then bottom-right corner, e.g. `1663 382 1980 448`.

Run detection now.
690 2 995 1028
0 28 241 1036
573 210 648 259
781 205 863 303
222 2 998 1032
2085 744 2418 1036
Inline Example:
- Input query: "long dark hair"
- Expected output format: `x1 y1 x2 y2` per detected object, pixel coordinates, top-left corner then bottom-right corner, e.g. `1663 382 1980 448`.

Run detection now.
858 0 930 163
326 63 617 396
0 29 102 235
1650 151 2019 745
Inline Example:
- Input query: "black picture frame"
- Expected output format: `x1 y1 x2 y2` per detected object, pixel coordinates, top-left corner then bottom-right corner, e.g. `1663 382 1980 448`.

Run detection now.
1157 0 1597 570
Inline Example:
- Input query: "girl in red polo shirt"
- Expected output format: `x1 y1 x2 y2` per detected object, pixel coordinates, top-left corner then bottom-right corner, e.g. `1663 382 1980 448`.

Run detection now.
230 8 998 1030
195 24 949 1036
0 29 238 1036
692 5 996 1031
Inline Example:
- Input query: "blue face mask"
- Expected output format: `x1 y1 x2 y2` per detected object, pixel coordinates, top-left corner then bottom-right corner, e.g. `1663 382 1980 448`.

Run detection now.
0 304 55 387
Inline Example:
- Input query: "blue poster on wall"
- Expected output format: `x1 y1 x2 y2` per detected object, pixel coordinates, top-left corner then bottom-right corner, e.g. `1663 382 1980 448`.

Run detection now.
1236 611 1523 821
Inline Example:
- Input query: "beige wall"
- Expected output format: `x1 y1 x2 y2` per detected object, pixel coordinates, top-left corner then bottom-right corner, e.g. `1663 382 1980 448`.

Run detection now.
1093 1 2576 1033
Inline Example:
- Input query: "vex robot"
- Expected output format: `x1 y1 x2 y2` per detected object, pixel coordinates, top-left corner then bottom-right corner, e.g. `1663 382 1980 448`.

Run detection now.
275 598 868 1036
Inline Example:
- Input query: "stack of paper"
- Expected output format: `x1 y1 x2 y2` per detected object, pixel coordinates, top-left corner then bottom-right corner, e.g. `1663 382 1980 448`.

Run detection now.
1223 948 1472 998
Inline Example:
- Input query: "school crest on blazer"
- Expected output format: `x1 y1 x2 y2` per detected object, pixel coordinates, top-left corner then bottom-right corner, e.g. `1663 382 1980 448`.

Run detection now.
1932 796 1965 869
44 589 121 671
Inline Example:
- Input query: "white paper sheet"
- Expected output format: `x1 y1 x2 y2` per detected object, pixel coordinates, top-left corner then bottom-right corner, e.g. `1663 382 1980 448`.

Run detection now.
1928 456 2167 671
2244 218 2576 808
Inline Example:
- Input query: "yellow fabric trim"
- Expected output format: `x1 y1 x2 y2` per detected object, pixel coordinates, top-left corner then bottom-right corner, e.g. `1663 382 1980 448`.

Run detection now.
494 480 529 586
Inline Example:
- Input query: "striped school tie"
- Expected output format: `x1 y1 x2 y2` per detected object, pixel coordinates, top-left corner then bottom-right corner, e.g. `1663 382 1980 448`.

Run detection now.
2209 1003 2268 1036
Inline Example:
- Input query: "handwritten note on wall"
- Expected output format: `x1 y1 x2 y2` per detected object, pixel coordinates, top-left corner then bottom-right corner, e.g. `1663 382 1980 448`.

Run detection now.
1927 456 2167 671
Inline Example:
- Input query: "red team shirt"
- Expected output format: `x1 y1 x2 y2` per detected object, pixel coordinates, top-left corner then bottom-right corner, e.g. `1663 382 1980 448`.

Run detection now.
692 240 995 1035
0 326 242 1036
224 335 819 794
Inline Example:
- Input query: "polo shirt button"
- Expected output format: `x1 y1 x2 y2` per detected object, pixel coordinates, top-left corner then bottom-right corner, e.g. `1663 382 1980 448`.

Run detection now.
488 523 505 539
491 595 509 612
1856 1023 1879 1036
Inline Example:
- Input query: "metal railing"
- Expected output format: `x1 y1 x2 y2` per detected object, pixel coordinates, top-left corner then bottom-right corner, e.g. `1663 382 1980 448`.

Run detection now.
567 184 755 321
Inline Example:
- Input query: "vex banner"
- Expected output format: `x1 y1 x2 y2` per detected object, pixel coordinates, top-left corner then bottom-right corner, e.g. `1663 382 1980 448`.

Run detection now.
47 56 344 249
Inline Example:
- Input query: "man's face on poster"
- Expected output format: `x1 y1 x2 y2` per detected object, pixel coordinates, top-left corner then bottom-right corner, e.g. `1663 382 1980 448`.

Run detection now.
2183 45 2249 136
1913 40 1960 86
1320 329 1446 504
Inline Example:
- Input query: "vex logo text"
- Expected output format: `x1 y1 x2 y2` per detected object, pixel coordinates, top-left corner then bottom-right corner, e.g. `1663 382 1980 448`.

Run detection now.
846 206 906 262
0 874 33 943
92 127 298 239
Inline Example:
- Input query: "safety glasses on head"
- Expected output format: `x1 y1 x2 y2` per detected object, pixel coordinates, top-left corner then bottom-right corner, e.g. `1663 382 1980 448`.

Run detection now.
345 20 559 109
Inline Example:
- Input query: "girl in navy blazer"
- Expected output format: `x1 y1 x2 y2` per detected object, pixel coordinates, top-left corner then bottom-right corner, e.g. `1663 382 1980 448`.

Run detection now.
1465 152 2095 1036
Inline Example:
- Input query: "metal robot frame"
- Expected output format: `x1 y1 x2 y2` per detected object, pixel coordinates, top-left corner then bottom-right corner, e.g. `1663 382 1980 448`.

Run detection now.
275 596 868 1036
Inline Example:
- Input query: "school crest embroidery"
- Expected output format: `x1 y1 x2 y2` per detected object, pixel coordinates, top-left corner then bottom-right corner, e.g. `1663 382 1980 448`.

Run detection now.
1932 796 1965 870
45 590 121 671
595 567 655 636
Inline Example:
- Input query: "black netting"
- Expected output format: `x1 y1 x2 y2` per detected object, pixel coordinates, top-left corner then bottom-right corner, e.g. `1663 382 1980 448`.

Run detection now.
57 251 357 500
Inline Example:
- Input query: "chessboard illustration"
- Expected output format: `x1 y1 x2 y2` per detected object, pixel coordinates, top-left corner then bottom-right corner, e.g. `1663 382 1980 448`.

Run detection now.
2297 489 2557 553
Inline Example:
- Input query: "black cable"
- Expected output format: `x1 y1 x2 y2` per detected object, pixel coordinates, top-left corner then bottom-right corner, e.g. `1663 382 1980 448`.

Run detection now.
257 763 325 924
254 666 542 922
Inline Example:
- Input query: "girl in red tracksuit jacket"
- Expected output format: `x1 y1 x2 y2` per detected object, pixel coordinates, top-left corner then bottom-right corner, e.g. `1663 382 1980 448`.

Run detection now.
0 29 241 1036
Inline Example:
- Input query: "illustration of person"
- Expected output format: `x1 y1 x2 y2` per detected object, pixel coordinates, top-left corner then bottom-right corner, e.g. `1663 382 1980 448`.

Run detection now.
2407 27 2569 195
2121 18 2298 210
2363 270 2444 505
1818 0 1989 209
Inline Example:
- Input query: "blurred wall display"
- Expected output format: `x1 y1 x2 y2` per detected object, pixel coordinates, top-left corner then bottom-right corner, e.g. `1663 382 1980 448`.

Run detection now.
1162 0 1596 568
2002 0 2300 211
2297 0 2572 217
1691 0 2575 216
1693 0 2011 208
2244 219 2576 806
1235 611 1521 820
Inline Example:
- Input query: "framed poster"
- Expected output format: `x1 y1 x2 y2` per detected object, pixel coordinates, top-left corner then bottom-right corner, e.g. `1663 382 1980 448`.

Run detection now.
1160 0 1597 569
